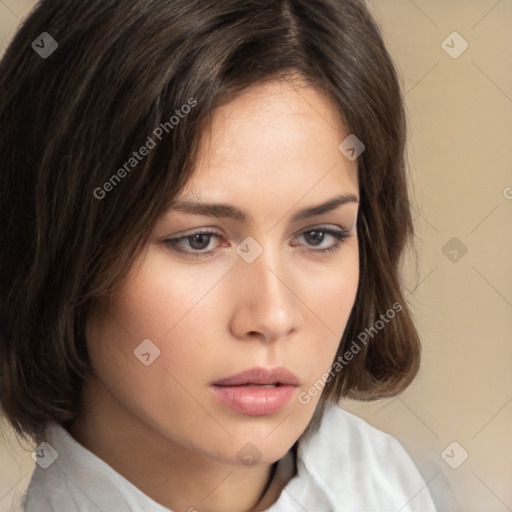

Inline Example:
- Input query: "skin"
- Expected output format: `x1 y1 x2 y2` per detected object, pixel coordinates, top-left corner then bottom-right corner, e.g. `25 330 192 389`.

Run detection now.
71 76 360 512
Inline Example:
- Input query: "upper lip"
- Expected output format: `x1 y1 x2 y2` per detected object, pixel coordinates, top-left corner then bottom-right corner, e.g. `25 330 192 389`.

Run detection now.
212 366 300 387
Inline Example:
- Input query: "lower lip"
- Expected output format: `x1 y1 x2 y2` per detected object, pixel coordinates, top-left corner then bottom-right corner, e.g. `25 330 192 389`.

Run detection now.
211 385 297 416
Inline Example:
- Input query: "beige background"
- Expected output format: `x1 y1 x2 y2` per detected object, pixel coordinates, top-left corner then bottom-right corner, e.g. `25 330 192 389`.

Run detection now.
1 1 511 511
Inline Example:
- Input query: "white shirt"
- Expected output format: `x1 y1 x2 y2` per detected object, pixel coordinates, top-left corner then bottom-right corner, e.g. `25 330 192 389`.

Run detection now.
20 402 437 511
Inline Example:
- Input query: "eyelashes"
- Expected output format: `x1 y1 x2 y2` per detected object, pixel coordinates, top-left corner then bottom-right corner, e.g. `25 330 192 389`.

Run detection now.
163 226 352 259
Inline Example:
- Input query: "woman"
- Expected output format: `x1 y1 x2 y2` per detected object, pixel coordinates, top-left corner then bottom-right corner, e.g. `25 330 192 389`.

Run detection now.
0 0 437 510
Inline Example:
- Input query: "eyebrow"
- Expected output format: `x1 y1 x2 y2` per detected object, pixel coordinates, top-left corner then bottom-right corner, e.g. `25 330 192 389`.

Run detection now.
168 193 359 224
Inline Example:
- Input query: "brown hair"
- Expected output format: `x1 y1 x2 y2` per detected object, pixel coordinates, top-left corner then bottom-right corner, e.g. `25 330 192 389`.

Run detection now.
0 0 420 445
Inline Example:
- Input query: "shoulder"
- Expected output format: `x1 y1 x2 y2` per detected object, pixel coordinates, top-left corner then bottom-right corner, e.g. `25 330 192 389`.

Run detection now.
20 423 81 512
300 400 416 460
20 421 171 512
21 464 79 512
296 401 437 511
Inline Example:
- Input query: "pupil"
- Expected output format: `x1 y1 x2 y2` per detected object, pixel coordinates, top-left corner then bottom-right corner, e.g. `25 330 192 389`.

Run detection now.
306 230 324 246
190 234 210 250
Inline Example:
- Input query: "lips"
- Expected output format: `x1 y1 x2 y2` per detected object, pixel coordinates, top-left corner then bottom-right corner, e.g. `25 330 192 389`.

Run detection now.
210 366 300 416
211 366 300 387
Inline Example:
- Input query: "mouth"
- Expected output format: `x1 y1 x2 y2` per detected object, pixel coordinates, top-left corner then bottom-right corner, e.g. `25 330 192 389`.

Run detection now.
211 366 301 387
210 367 300 416
238 383 280 388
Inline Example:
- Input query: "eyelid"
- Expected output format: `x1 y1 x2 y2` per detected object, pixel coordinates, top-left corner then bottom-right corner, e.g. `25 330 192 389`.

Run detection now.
167 223 353 239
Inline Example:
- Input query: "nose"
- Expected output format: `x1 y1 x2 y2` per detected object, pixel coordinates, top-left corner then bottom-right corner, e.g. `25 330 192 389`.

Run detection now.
228 240 299 343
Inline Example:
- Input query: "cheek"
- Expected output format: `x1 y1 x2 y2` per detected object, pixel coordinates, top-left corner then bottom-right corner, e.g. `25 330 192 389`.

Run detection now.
302 241 359 327
303 245 360 366
84 255 230 401
102 257 230 343
84 292 219 438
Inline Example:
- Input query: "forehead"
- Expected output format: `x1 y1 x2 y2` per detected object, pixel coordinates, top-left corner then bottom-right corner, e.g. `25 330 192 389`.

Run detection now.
181 79 359 205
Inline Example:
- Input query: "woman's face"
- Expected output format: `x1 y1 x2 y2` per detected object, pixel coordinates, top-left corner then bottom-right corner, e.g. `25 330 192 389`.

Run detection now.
85 78 360 467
